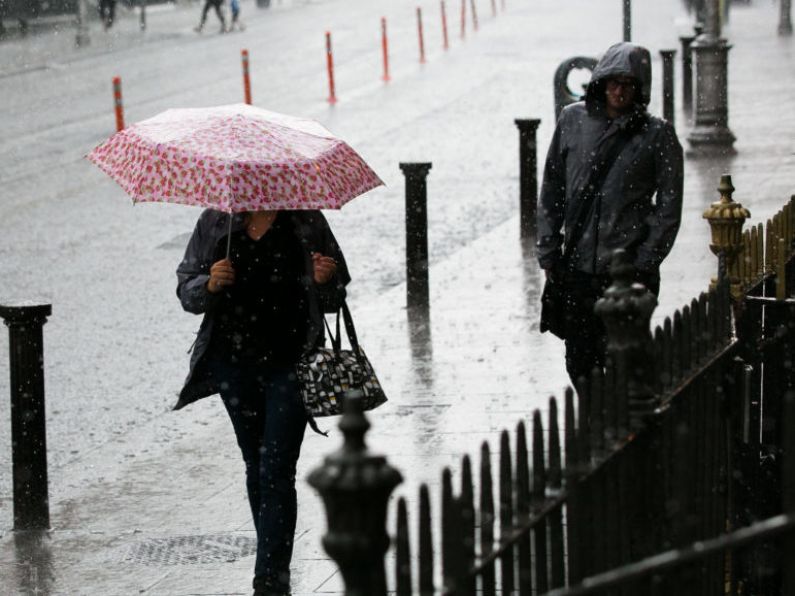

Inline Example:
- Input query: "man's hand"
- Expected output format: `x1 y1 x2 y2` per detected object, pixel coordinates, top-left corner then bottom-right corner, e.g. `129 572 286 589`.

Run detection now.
312 252 337 285
207 258 235 294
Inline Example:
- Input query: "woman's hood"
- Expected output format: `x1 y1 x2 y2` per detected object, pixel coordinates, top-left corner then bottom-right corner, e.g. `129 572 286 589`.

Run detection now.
585 42 652 107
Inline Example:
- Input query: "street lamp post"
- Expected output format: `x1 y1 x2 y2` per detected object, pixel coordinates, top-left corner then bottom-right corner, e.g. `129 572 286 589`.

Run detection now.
687 0 736 154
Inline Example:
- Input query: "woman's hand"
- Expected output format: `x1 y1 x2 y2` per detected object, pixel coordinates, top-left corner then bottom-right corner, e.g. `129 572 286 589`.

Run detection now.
207 258 235 293
312 252 337 285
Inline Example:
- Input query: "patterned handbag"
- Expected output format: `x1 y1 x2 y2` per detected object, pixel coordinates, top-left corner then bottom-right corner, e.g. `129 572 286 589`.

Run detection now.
296 301 387 420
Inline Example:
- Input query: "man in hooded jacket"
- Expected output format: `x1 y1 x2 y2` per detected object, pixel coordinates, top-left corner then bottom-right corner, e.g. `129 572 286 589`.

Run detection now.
537 42 684 388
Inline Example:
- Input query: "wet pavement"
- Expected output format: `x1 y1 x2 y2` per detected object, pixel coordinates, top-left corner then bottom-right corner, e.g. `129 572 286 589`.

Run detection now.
0 0 794 593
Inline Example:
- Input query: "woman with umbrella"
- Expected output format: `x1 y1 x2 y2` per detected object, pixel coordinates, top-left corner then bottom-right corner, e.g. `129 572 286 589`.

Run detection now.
176 207 348 596
88 104 383 596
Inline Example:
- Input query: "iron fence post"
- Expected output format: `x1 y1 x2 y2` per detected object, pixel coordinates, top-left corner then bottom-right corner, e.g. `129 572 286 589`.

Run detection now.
595 249 658 428
660 49 676 125
0 302 52 531
307 394 403 596
514 118 541 240
400 162 432 315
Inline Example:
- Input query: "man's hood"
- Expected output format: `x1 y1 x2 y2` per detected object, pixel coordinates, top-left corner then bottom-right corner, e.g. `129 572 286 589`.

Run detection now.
585 42 652 107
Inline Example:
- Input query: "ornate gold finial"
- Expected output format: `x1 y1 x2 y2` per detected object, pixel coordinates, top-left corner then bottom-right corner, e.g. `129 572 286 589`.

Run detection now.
702 174 751 299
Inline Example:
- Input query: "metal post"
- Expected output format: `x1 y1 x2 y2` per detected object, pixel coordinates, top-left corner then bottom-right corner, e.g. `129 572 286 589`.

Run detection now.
514 119 541 240
0 303 52 531
594 250 657 428
400 163 432 315
679 35 695 117
660 49 676 125
687 0 736 154
75 0 90 47
702 174 750 301
780 0 793 36
139 0 146 30
622 0 631 42
307 395 403 596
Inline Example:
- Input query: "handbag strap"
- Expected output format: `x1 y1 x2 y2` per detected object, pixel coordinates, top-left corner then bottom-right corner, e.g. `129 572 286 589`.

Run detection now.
322 300 360 356
323 310 342 352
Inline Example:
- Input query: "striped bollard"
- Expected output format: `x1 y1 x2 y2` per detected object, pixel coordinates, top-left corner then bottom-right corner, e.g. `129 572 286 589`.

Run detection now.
325 32 337 104
460 0 466 39
381 18 390 82
441 0 449 51
417 7 426 64
241 49 252 104
112 76 124 132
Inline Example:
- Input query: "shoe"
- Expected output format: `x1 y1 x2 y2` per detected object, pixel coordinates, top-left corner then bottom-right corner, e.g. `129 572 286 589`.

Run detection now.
193 25 202 33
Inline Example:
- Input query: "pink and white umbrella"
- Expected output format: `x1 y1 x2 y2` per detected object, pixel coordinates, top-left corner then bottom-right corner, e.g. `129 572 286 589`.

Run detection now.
87 103 384 212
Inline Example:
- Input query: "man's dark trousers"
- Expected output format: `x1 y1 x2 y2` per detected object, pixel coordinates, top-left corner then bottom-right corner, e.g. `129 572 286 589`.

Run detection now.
562 268 660 390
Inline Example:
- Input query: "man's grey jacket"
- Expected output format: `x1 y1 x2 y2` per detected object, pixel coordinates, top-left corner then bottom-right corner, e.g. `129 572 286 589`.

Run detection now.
537 42 684 275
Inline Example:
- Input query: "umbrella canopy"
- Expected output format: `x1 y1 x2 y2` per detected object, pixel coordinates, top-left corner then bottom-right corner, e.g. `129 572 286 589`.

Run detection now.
87 103 383 212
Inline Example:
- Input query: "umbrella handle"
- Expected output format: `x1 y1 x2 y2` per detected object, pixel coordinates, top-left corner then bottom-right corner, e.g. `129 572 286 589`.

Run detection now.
225 212 233 260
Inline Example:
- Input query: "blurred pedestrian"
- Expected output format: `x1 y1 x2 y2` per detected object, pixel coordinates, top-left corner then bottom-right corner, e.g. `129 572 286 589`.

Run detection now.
99 0 116 29
537 42 684 390
175 209 349 596
228 0 245 32
195 0 227 33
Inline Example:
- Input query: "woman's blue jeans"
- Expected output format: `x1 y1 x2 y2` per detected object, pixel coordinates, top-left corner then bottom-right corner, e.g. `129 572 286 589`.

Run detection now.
206 355 307 593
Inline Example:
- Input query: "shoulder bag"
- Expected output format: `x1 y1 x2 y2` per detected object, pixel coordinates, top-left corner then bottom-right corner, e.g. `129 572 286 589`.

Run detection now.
295 301 387 433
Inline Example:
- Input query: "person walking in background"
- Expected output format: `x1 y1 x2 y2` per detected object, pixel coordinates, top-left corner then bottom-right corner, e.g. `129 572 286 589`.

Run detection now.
99 0 116 29
195 0 227 33
228 0 245 31
537 42 684 390
175 209 349 596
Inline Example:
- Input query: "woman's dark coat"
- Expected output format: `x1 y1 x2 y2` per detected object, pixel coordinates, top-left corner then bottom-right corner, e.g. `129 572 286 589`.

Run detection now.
174 209 349 410
537 42 684 275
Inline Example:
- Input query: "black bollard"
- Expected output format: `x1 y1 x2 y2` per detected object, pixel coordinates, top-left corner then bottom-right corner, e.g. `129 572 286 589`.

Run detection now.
622 0 631 42
400 162 432 315
514 119 541 240
139 0 146 31
660 49 676 125
781 0 793 36
0 302 52 531
679 35 695 117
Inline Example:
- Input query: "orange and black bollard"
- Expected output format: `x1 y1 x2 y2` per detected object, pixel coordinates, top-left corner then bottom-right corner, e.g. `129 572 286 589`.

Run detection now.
417 7 426 64
440 0 449 50
381 17 390 82
460 0 466 39
326 32 337 104
112 76 125 132
241 49 252 105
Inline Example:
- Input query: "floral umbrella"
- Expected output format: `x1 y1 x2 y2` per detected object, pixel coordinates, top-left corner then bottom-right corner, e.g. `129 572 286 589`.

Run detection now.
87 104 383 254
